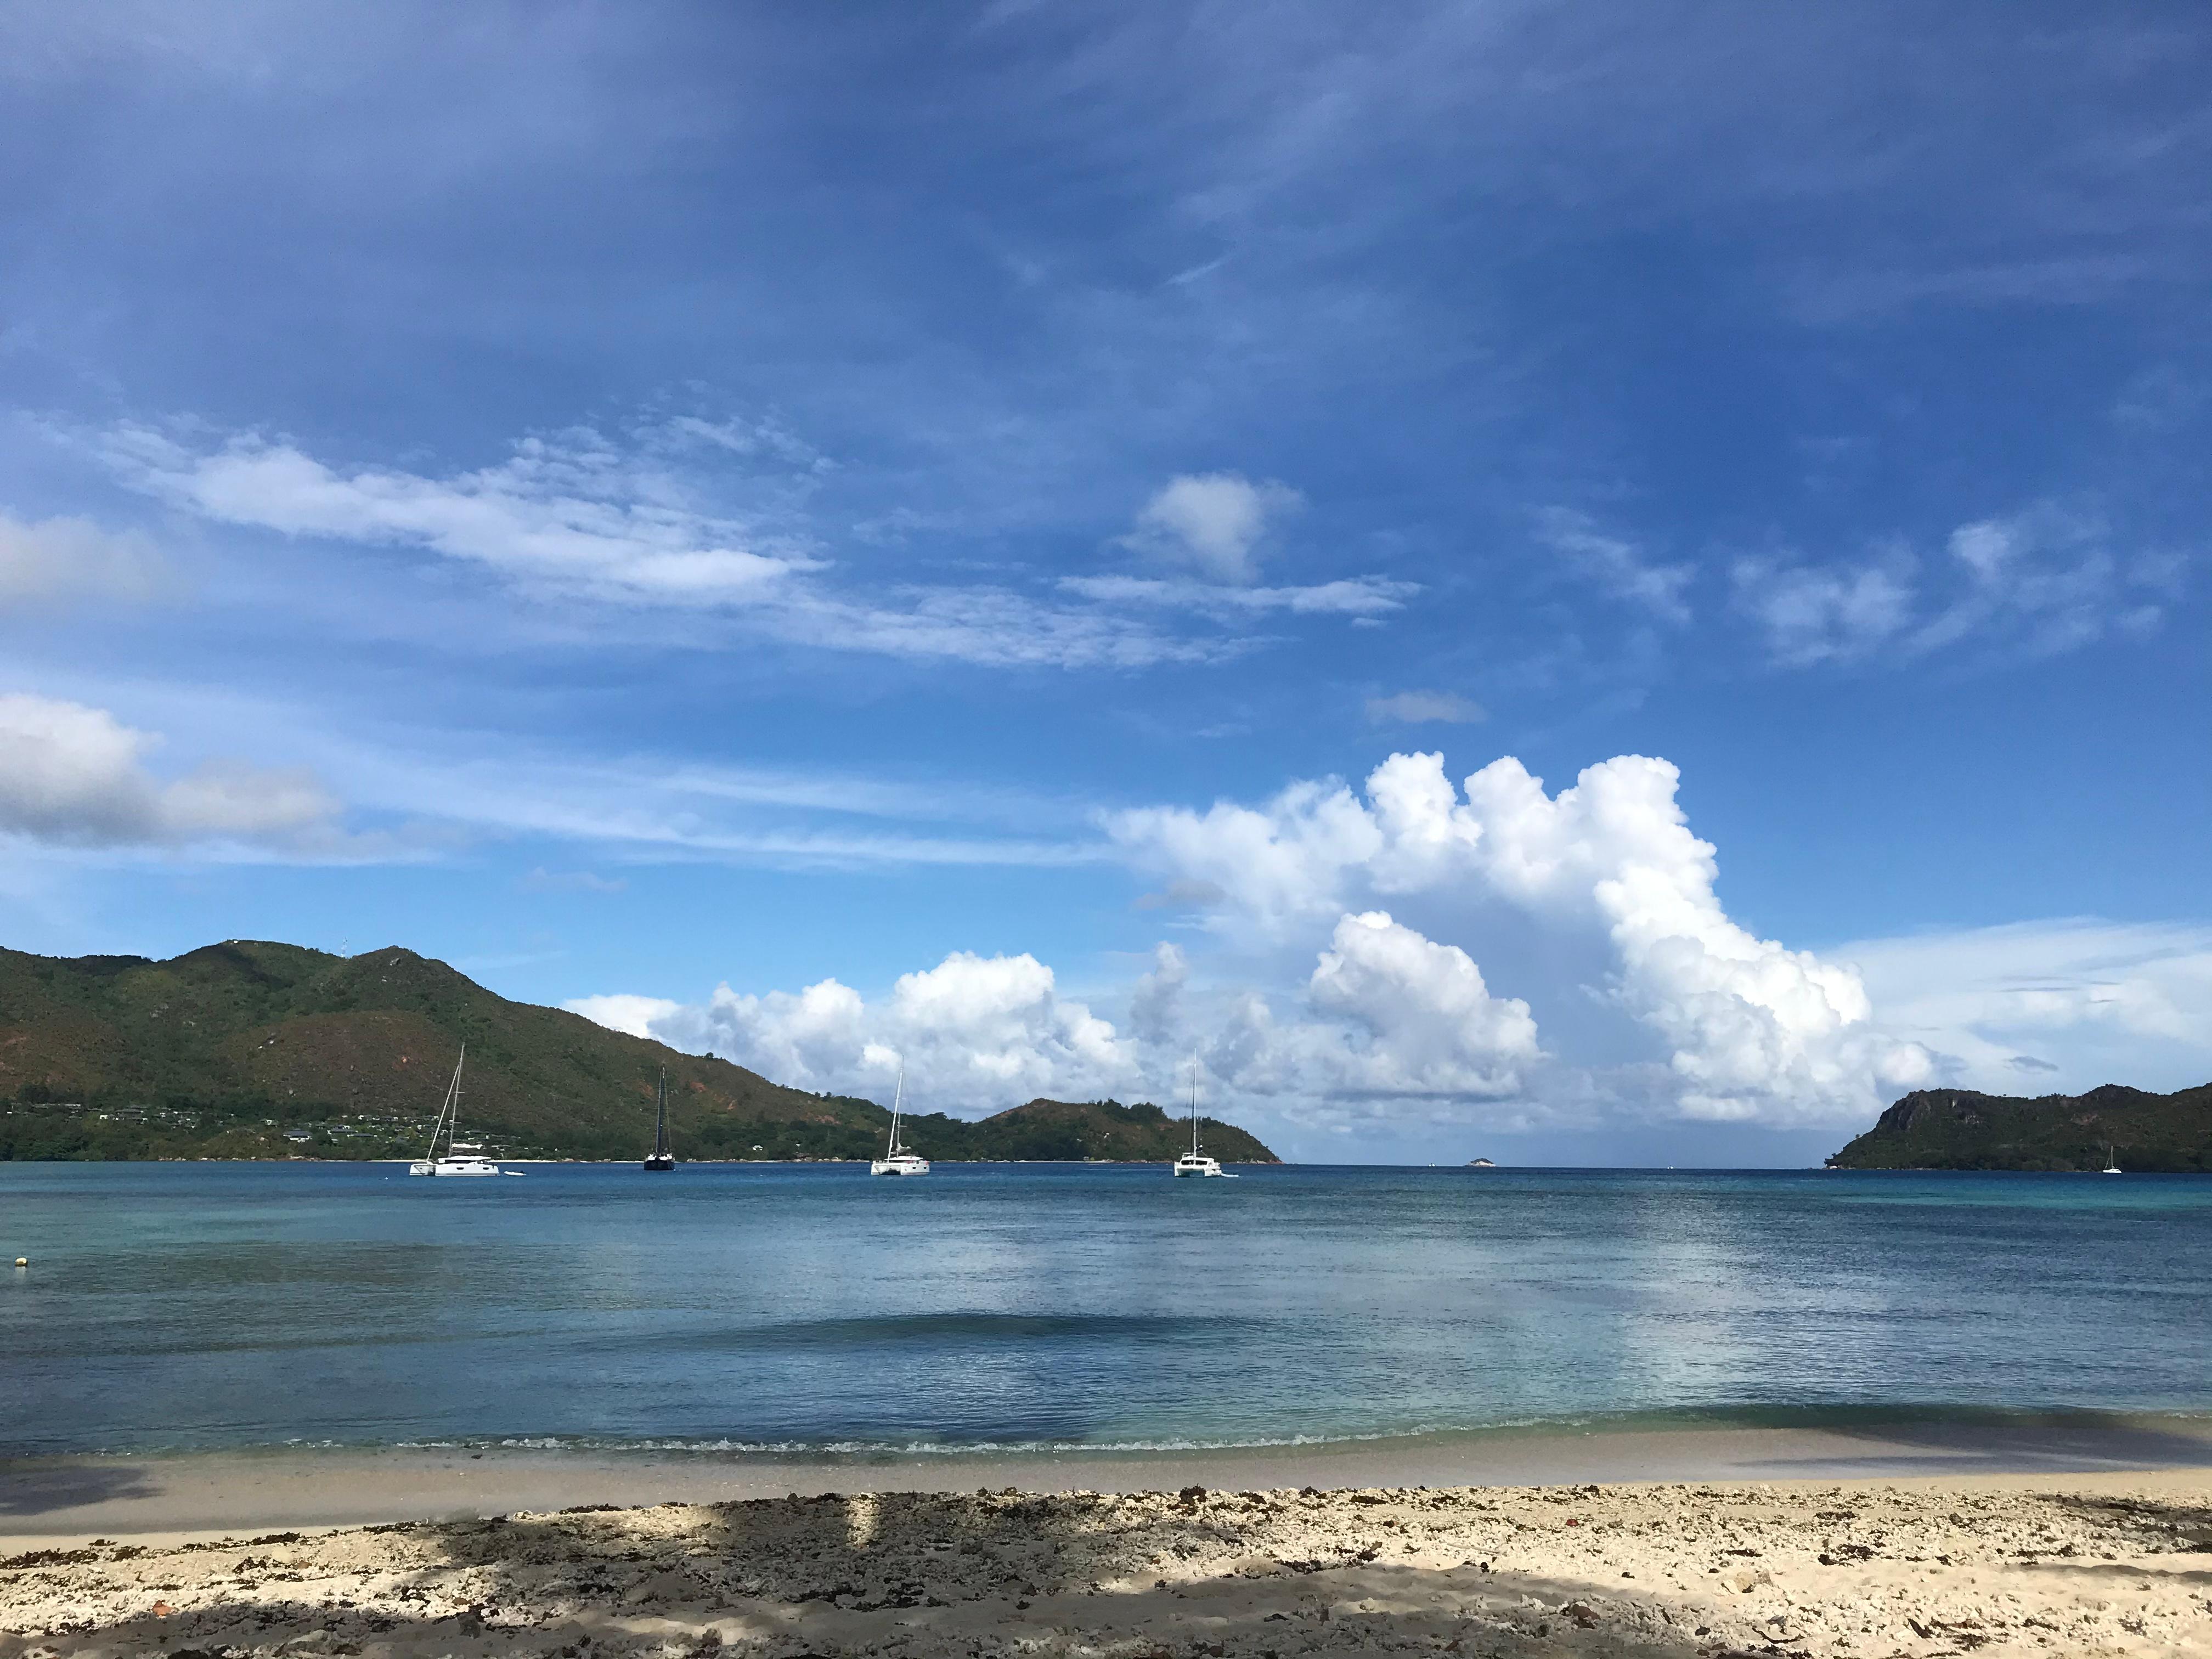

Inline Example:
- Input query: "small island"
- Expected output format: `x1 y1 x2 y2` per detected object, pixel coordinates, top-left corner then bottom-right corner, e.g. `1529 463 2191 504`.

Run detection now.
1826 1081 2212 1172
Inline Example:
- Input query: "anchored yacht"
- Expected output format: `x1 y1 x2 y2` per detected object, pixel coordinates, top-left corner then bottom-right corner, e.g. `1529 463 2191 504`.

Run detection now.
1172 1054 1231 1178
644 1065 675 1172
870 1065 929 1176
408 1046 506 1176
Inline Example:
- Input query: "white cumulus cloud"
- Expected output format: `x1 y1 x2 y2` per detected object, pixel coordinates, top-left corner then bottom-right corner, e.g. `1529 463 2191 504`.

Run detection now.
569 751 2198 1141
0 693 342 850
1297 911 1538 1097
562 993 682 1040
612 949 1139 1111
0 511 167 607
1110 749 1931 1124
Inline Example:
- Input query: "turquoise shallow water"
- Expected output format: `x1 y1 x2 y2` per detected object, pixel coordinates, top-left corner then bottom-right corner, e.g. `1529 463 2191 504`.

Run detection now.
3 1161 2209 1458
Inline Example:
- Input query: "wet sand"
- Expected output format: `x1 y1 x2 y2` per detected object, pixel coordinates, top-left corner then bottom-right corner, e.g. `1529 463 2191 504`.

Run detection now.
7 1415 2212 1547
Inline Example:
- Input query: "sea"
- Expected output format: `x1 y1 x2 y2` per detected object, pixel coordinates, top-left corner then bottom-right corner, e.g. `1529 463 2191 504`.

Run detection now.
4 1161 2210 1461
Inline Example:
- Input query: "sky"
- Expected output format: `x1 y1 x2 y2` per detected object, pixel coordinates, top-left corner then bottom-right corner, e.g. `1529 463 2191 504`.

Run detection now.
1 2 2207 1165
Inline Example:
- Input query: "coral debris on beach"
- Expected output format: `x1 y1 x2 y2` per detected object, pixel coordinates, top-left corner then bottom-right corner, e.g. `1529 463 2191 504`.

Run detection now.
4 1477 2211 1657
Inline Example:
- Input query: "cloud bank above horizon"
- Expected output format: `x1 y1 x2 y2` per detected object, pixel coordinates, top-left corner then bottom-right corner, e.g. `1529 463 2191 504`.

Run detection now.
567 747 2212 1144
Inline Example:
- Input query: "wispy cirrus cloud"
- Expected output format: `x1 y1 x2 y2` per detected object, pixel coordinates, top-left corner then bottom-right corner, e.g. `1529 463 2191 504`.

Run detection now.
518 866 627 894
1059 573 1414 617
1116 471 1302 584
1536 509 1694 624
1365 690 1485 725
315 728 1108 872
101 417 826 606
1731 505 2183 668
1728 555 1917 667
92 418 1406 670
1838 918 2212 1095
0 659 1119 876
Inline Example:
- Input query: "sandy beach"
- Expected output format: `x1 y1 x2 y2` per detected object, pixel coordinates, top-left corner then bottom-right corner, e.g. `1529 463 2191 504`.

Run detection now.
7 1432 2212 1657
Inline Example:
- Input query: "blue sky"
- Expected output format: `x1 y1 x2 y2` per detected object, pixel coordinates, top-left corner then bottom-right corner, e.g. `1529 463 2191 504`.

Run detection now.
2 3 2207 1163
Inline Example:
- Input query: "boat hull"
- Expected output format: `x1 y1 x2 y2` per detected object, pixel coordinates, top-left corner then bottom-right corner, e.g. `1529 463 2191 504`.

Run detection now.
871 1157 930 1176
643 1155 675 1172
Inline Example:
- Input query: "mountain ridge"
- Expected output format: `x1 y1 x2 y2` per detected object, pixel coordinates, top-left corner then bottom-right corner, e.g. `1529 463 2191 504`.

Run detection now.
0 940 1278 1164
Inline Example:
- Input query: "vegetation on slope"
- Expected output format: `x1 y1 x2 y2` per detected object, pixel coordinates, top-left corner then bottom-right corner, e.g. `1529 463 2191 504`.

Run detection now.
902 1096 1278 1164
0 941 1277 1164
1825 1082 2212 1172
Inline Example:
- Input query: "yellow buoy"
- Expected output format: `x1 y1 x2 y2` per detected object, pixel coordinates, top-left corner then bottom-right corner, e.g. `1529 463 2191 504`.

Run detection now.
12 1258 24 1268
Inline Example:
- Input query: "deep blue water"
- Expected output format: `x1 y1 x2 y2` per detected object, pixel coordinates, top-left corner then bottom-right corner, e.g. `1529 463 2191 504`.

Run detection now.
3 1161 2210 1458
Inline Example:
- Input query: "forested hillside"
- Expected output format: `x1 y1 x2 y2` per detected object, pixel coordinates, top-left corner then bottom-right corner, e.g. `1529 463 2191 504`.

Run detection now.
1826 1082 2212 1172
0 941 1277 1164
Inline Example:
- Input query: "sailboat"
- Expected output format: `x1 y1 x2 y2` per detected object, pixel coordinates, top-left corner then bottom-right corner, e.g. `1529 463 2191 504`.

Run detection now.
407 1045 504 1176
2102 1143 2123 1176
870 1064 929 1176
644 1064 675 1172
1171 1053 1231 1178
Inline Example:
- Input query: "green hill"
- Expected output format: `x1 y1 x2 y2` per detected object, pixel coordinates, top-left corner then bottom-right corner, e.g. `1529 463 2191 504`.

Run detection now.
905 1095 1277 1164
0 940 1278 1165
1825 1081 2212 1172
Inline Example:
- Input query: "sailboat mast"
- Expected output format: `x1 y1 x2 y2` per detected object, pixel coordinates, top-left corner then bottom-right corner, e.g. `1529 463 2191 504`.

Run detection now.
889 1064 904 1155
426 1044 465 1159
1189 1052 1200 1157
449 1042 465 1154
654 1065 669 1157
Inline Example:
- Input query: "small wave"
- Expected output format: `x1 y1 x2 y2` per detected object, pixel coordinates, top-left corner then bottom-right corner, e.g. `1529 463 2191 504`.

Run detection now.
46 1403 2212 1464
372 1403 2212 1463
413 1418 1605 1459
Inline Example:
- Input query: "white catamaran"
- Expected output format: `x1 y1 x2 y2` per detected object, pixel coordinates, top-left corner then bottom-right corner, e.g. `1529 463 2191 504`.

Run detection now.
1172 1053 1231 1178
408 1045 505 1176
870 1064 929 1176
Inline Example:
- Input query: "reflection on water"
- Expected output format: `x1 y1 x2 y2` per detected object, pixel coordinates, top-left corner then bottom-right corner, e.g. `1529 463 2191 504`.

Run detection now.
2 1162 2209 1455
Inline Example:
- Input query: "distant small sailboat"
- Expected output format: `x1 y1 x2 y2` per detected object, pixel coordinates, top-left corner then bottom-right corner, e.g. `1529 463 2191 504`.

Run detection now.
870 1064 929 1176
408 1045 504 1177
1172 1053 1231 1178
2103 1143 2122 1176
644 1064 675 1172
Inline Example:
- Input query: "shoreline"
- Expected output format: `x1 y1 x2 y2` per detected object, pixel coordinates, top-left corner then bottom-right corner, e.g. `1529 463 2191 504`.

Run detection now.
12 1156 2210 1172
9 1412 2211 1547
0 1159 1291 1177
